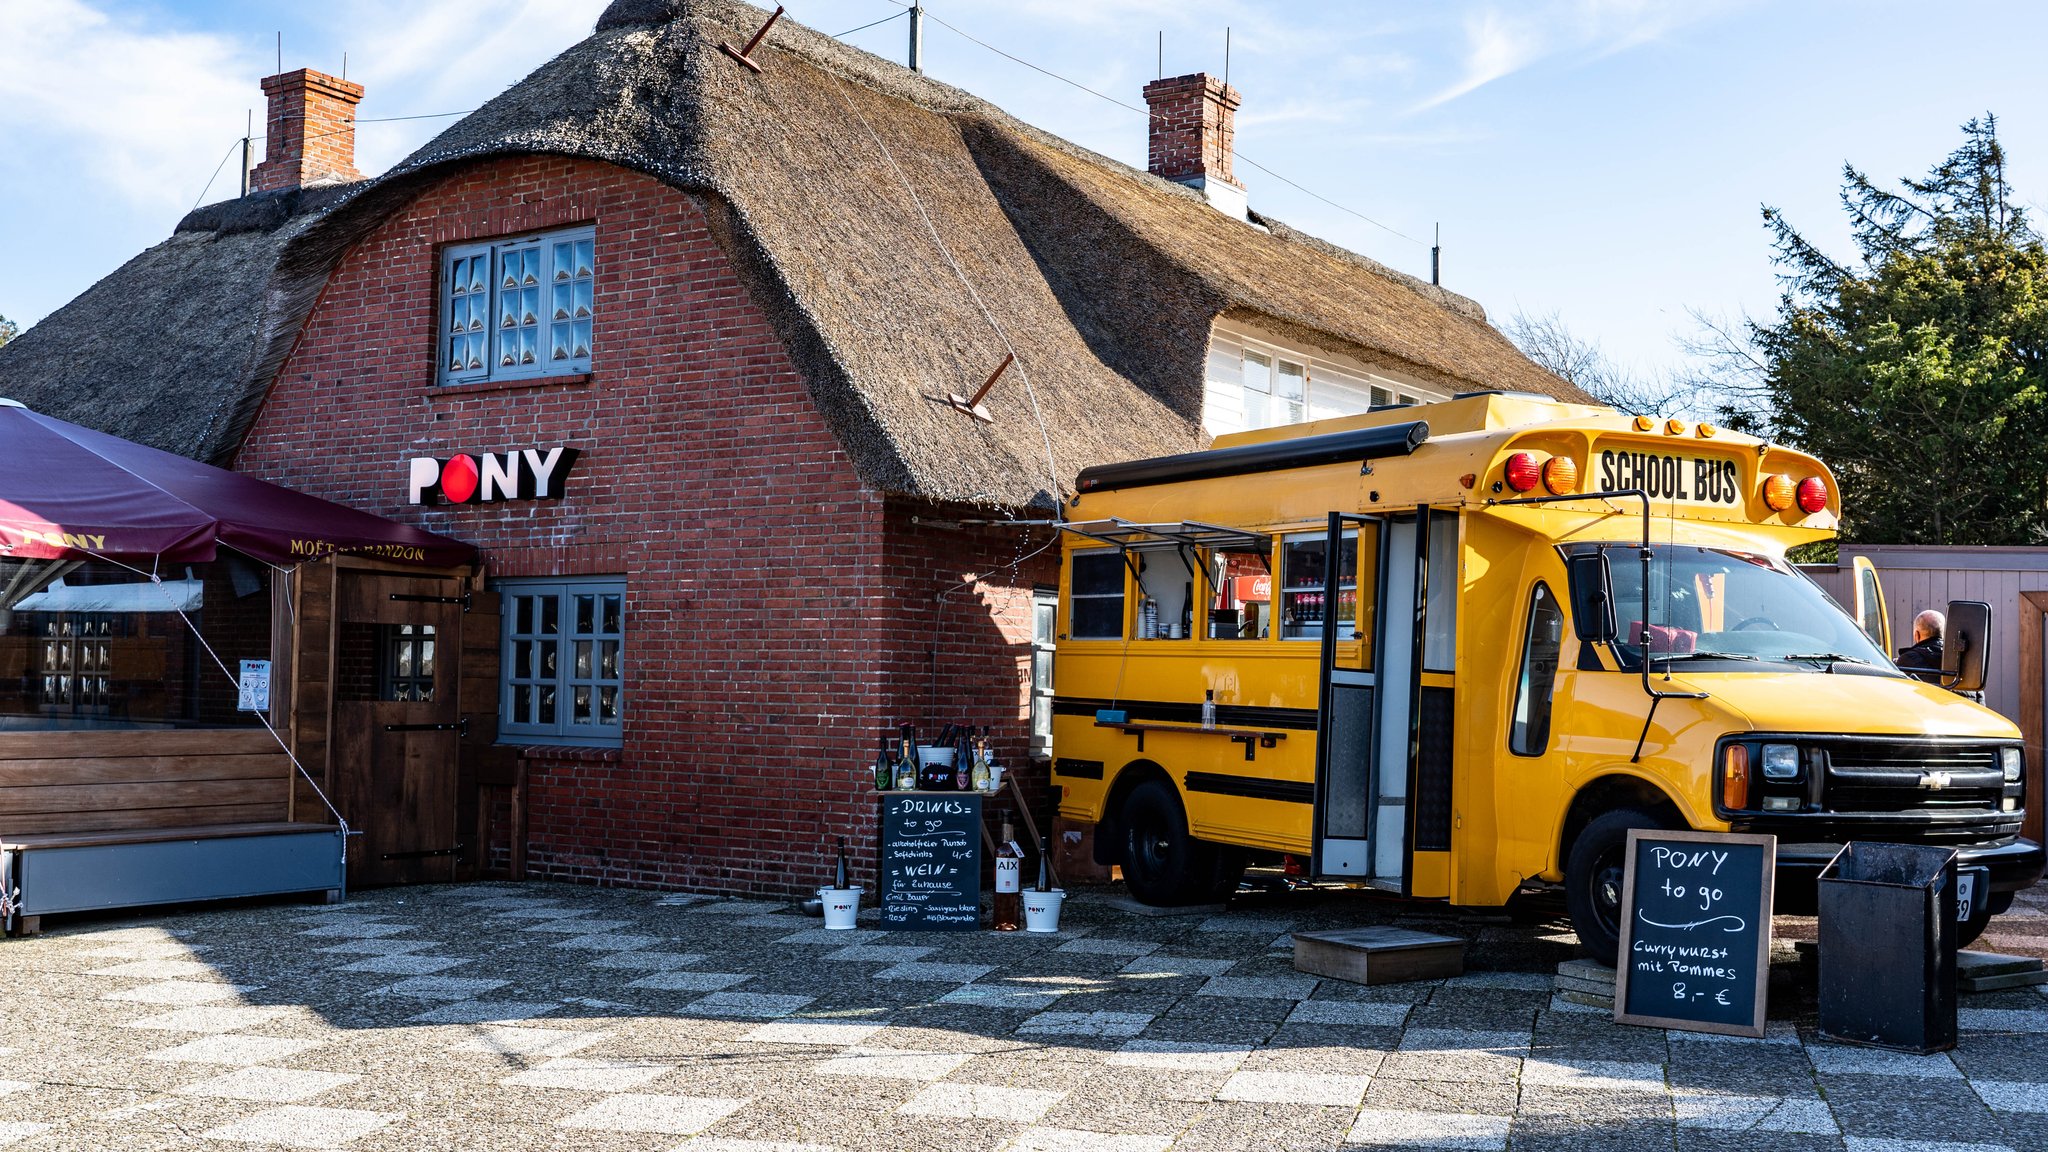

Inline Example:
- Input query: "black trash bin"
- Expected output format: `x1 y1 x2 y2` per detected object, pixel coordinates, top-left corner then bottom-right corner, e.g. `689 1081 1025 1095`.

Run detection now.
1817 841 1959 1053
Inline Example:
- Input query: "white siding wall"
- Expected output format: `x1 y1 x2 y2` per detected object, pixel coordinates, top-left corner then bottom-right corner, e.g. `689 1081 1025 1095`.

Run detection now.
1204 318 1447 437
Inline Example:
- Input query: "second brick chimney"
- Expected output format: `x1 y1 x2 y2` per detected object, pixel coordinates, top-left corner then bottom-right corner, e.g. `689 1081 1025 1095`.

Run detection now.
250 68 365 194
1142 72 1246 220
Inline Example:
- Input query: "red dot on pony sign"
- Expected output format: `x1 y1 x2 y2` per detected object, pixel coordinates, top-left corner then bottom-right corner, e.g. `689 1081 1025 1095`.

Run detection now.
440 454 480 503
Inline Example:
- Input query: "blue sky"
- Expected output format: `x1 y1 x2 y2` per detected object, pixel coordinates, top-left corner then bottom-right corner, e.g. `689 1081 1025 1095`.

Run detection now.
6 0 2048 390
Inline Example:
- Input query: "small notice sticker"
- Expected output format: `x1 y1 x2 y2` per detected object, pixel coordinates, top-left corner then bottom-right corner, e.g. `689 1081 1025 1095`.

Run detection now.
238 659 271 712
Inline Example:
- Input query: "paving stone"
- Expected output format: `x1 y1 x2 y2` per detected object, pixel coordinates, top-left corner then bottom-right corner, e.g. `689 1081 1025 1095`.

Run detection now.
812 1047 973 1082
174 1066 362 1103
625 970 753 992
1809 1046 1964 1078
1345 1108 1512 1150
899 1083 1066 1122
447 1025 607 1057
587 950 710 970
146 1035 325 1066
558 1092 745 1134
501 1057 672 1091
201 1104 400 1147
1214 1069 1369 1106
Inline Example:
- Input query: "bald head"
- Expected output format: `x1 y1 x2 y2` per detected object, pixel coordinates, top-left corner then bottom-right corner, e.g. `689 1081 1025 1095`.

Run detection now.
1914 610 1945 643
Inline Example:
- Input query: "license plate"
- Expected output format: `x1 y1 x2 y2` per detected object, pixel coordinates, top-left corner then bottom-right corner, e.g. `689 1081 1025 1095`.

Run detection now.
1957 867 1988 922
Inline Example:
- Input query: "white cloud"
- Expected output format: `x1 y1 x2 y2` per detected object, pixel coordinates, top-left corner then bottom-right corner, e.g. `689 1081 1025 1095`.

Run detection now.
0 0 261 215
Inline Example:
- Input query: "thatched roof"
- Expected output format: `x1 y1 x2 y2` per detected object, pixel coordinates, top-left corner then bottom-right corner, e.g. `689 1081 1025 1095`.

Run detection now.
0 186 353 464
1 0 1584 505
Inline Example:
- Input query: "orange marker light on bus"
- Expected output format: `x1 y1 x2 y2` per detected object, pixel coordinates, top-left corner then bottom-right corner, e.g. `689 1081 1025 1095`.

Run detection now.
1632 415 1656 432
1504 452 1541 492
1796 476 1829 514
1762 474 1795 511
1542 456 1578 495
1722 744 1751 811
1665 418 1688 436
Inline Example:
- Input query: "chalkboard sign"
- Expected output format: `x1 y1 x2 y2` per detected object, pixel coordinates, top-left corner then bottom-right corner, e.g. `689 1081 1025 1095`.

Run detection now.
878 792 983 931
1614 829 1776 1037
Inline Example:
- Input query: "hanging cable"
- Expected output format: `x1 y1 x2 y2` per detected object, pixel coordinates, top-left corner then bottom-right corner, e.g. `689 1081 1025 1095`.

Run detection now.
909 5 1430 249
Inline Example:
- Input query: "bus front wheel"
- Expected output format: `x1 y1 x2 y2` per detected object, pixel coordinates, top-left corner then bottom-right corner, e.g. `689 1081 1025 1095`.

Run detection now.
1120 779 1219 906
1565 807 1673 967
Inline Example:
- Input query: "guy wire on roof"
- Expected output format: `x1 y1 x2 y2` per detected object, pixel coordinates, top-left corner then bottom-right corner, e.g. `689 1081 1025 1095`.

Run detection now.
824 70 1063 504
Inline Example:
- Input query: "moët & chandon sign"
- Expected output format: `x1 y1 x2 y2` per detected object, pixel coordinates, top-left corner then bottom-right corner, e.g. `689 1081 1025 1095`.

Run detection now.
407 447 579 505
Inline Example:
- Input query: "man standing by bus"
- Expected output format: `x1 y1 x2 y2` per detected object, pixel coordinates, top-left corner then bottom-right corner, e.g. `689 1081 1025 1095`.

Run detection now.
1896 609 1945 683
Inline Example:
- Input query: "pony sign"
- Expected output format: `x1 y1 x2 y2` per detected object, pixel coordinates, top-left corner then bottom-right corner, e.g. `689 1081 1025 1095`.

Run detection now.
407 448 579 505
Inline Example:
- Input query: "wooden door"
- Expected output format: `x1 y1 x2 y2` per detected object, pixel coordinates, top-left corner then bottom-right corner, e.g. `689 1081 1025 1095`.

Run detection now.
333 568 465 886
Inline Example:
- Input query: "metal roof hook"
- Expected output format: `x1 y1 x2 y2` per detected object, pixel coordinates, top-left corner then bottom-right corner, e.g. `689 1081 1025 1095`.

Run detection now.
719 6 784 74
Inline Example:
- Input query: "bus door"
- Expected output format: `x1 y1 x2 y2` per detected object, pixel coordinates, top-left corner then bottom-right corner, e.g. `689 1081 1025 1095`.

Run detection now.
1310 508 1440 892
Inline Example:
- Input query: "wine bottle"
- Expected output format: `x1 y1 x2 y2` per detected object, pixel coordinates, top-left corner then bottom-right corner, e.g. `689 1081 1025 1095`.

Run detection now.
1034 834 1051 892
992 818 1022 931
894 726 917 791
981 728 1003 791
834 836 850 890
873 734 894 791
969 733 990 792
954 733 972 791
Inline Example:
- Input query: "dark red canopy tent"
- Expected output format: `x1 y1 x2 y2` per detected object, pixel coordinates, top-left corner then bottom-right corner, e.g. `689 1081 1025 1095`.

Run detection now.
0 400 475 567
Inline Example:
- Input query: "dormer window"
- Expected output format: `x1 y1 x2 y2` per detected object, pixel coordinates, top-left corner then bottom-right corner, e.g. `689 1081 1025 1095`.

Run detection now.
1205 318 1446 436
441 226 595 385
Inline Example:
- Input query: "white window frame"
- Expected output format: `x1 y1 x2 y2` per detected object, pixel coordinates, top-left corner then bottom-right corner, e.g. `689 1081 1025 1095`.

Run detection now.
1030 588 1056 756
441 225 596 386
496 576 624 747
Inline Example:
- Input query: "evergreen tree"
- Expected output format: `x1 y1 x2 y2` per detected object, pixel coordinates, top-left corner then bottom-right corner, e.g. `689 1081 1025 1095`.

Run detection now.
1725 116 2048 545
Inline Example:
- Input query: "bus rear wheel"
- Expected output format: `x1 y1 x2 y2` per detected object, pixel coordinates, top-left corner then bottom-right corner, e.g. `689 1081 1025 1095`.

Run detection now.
1566 807 1673 967
1120 779 1221 906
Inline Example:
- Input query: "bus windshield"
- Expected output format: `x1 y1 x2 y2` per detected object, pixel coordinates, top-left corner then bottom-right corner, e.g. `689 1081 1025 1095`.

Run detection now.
1585 544 1900 674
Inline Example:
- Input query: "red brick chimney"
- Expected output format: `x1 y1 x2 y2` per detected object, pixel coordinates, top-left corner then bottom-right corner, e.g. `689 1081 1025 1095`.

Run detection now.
250 68 365 194
1142 72 1246 218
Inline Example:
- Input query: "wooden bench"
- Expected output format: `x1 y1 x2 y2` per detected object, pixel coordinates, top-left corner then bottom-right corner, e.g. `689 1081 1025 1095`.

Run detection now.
0 729 344 934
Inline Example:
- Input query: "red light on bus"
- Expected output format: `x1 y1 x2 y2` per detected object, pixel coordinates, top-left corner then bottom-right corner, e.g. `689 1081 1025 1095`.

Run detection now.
1796 476 1828 514
1762 474 1795 511
1504 452 1541 492
1542 456 1578 495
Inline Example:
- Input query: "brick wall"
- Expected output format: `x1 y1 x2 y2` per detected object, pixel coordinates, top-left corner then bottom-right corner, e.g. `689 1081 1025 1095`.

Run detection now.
235 154 1048 897
1142 73 1242 187
251 69 363 193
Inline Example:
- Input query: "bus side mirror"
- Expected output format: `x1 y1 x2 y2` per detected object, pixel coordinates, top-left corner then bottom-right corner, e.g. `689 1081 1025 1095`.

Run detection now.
1568 553 1617 644
1944 599 1991 694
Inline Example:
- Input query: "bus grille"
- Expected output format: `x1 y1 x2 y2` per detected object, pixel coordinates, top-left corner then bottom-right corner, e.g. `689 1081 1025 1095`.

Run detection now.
1820 739 2005 814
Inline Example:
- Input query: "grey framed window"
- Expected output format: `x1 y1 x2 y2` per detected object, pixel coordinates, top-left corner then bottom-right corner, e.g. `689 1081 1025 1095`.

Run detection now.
1031 588 1056 755
1510 581 1563 756
1068 550 1126 640
442 226 595 385
497 577 624 746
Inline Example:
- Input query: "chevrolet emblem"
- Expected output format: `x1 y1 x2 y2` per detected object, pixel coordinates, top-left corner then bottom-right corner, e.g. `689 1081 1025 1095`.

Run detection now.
1918 771 1954 791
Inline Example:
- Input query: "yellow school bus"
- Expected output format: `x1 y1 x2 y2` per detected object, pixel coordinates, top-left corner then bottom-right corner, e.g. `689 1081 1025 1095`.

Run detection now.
1051 392 2040 963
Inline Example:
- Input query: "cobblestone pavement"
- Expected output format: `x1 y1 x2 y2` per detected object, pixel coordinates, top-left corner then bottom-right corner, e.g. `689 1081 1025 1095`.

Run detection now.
2 880 2047 1151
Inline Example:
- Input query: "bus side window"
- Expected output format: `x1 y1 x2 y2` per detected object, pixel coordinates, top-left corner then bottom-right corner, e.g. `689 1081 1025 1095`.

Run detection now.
1209 549 1271 640
1510 581 1564 756
1279 531 1358 641
1069 550 1126 639
1135 550 1195 639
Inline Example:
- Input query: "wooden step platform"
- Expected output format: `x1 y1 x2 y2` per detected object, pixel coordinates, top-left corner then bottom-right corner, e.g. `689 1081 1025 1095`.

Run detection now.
1293 926 1464 986
1554 958 1616 1009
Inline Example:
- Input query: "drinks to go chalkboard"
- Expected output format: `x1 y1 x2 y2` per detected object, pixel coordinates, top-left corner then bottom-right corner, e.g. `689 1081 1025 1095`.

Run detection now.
993 819 1022 931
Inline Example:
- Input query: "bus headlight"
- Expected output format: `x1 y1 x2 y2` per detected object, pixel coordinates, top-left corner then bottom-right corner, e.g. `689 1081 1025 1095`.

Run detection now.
1761 743 1800 780
2002 747 2022 783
